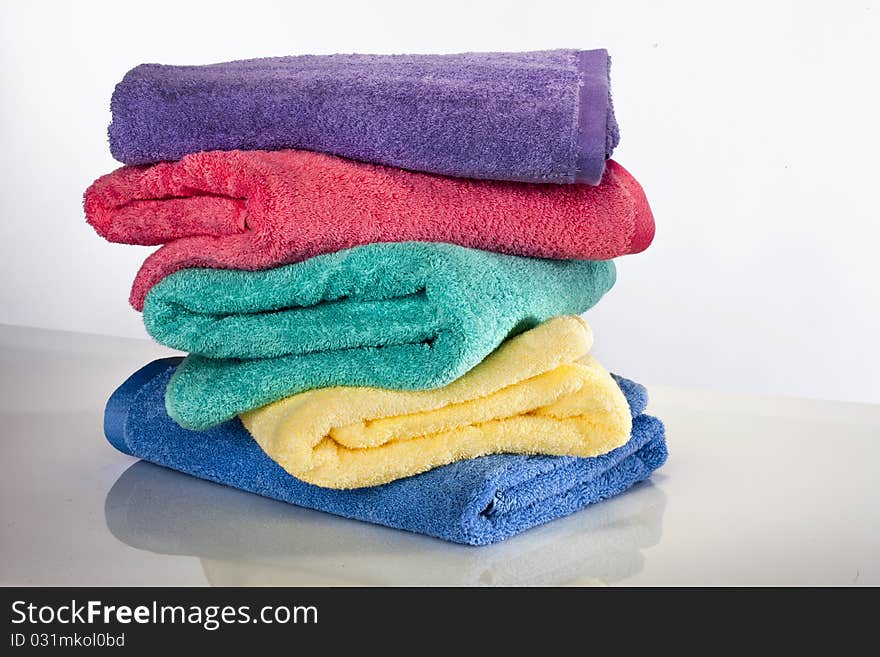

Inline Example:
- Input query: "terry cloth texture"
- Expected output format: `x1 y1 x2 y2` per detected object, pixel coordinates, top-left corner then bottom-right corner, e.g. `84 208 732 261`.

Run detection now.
143 242 617 430
241 317 632 488
104 358 667 546
105 460 667 584
84 150 653 310
108 49 618 184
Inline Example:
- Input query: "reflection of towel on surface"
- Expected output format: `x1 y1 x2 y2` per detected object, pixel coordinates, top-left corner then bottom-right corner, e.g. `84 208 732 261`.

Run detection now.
105 460 667 585
104 358 667 545
241 317 632 488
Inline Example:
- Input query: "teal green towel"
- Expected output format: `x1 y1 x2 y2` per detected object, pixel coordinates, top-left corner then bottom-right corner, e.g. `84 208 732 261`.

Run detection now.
143 242 616 429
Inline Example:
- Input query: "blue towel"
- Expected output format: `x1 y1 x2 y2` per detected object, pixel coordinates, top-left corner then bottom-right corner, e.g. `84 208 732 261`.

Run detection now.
105 358 668 546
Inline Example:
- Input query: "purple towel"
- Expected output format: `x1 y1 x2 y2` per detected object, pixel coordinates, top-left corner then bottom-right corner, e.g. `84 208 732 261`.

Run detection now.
109 49 619 184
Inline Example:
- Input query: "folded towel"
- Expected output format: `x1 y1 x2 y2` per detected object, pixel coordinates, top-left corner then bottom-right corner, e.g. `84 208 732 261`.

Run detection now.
104 358 667 545
105 459 667 584
85 150 652 310
241 317 632 488
107 49 618 184
143 242 616 429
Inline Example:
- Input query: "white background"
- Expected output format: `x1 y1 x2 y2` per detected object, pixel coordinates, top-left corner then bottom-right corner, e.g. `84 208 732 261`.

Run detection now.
1 0 877 403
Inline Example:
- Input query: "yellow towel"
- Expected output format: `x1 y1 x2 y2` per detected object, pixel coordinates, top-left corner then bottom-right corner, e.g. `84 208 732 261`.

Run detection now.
240 316 632 489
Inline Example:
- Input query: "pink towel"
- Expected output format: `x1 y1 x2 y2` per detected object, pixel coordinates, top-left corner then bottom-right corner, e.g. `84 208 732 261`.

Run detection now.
85 149 654 310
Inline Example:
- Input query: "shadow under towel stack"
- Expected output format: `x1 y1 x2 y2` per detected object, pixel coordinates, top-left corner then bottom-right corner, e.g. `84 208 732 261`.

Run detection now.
86 48 667 546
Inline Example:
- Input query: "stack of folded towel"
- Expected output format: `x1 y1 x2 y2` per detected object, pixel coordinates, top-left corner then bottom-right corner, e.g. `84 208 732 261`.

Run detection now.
86 49 667 546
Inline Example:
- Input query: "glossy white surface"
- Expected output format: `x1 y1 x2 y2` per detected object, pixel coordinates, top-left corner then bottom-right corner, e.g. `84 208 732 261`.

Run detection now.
1 324 878 586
